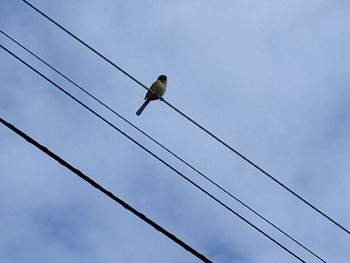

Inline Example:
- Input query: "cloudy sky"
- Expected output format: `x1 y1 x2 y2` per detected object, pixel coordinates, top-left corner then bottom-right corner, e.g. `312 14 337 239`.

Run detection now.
1 1 350 262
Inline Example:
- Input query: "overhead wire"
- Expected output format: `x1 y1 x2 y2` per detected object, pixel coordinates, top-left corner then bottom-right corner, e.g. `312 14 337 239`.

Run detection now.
0 43 307 263
0 116 212 263
21 0 350 236
0 29 327 263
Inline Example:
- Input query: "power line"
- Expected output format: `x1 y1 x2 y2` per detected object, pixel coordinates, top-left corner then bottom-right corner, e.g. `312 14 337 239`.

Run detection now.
0 29 327 263
0 44 306 263
0 116 212 263
21 0 350 236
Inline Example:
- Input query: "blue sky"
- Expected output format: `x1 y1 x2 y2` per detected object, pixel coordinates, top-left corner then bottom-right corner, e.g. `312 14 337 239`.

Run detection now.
1 1 350 262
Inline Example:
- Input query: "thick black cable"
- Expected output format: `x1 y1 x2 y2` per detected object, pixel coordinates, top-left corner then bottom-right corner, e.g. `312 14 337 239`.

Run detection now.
21 0 350 236
0 44 306 263
0 29 326 263
0 117 211 263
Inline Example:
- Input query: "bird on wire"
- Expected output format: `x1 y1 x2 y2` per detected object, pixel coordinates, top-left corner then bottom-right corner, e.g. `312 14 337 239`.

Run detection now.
136 75 167 116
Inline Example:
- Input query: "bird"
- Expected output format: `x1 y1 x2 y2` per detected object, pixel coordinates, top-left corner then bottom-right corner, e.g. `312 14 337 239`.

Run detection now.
136 75 167 116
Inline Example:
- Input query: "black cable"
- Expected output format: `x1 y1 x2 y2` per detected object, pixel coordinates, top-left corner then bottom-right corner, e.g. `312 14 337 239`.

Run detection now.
21 0 350 236
0 29 326 263
0 116 212 263
0 44 306 263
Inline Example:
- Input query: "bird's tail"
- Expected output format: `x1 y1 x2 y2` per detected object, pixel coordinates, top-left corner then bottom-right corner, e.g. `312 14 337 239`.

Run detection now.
136 99 151 116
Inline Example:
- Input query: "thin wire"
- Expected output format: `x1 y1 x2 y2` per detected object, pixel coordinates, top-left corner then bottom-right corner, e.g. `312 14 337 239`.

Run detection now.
0 44 306 263
0 29 326 263
21 0 350 236
0 116 212 263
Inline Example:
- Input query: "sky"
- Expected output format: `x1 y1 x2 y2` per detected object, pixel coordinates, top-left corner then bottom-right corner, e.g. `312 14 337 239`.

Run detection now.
1 0 350 262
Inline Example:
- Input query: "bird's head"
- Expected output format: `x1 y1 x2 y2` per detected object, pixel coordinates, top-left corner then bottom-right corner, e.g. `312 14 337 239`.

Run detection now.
157 75 167 83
